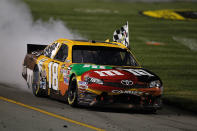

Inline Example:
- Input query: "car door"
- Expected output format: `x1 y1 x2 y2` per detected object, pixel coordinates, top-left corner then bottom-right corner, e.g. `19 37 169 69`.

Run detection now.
37 42 70 96
52 43 70 96
37 42 62 94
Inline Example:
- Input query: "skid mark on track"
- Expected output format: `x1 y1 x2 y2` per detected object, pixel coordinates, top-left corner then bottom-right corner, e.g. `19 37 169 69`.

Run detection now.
173 36 197 51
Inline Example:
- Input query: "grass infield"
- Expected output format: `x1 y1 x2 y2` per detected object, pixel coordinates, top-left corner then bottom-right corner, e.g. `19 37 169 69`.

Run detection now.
24 0 197 112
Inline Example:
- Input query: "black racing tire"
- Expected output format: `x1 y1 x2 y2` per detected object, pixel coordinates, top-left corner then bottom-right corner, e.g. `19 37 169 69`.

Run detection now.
32 66 43 97
143 108 157 114
67 76 79 107
149 109 157 114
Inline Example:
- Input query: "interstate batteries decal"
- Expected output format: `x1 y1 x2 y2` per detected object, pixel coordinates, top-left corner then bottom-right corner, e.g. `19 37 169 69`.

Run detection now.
140 9 197 21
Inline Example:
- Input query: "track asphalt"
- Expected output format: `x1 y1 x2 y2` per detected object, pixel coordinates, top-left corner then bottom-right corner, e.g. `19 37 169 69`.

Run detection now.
0 84 197 131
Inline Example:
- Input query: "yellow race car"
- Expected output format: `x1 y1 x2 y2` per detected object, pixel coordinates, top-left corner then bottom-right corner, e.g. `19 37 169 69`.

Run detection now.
22 39 163 112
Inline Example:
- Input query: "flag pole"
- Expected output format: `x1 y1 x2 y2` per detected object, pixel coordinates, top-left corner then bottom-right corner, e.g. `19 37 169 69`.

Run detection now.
127 21 129 49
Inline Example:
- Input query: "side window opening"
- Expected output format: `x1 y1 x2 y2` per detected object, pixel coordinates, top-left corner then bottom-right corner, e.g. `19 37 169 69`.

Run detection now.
44 43 60 59
54 44 68 62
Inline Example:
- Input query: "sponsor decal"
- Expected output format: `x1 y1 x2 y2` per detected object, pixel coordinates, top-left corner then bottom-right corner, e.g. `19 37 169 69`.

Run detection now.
94 70 124 76
83 64 105 69
78 81 88 86
124 69 154 77
141 9 197 21
78 81 88 89
38 58 48 71
63 77 69 84
38 58 48 89
61 68 70 84
32 51 42 57
61 69 69 77
65 60 71 63
112 90 143 95
121 80 133 86
40 69 47 89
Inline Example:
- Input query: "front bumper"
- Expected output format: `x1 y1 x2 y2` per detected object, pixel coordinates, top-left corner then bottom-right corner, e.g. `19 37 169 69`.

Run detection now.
78 91 162 109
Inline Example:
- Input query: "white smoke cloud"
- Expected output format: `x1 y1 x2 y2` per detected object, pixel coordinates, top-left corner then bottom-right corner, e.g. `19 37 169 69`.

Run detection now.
0 0 80 88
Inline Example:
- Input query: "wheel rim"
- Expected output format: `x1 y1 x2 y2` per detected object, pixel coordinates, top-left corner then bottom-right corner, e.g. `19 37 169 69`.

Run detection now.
35 84 40 95
68 89 76 104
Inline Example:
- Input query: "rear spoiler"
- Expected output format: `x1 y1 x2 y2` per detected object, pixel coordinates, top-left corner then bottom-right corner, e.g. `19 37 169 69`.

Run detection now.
27 44 47 54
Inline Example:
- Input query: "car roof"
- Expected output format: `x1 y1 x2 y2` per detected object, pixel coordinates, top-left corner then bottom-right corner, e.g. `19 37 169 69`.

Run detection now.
55 38 127 49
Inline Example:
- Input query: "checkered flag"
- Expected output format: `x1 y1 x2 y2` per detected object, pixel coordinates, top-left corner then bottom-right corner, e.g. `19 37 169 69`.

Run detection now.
113 21 129 48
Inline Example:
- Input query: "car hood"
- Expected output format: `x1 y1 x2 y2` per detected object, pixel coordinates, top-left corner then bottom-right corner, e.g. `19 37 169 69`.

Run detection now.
69 64 113 76
70 64 161 89
81 68 160 82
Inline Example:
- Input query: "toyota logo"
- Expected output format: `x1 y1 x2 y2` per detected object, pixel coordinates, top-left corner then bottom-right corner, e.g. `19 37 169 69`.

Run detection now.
121 80 133 86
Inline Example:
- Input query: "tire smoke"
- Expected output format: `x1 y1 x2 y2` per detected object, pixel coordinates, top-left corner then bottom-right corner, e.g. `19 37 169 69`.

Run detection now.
0 0 80 89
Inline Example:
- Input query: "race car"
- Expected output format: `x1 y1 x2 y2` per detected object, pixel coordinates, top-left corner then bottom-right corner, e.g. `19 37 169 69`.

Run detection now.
22 39 163 112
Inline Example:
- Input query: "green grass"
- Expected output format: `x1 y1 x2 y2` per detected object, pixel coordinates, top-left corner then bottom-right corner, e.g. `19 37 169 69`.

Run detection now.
24 0 197 112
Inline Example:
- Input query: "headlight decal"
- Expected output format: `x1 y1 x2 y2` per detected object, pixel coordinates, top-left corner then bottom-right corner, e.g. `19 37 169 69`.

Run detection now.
85 77 103 85
149 80 161 88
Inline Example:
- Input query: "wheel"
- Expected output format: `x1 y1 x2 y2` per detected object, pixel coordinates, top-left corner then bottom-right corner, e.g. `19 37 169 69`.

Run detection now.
67 76 79 107
143 108 157 114
32 66 46 97
149 109 157 114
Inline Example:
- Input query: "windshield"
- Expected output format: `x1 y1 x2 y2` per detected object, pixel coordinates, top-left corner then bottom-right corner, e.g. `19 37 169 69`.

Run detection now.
72 45 139 66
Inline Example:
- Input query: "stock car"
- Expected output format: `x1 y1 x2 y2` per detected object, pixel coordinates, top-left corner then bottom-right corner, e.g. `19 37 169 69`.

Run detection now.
22 39 163 112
